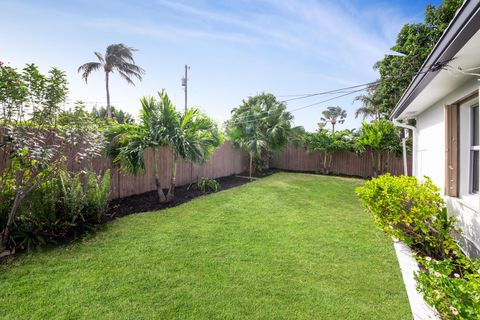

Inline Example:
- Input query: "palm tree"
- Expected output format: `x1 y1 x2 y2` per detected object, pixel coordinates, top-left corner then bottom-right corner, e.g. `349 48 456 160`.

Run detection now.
226 93 301 179
108 90 222 203
78 44 145 119
320 106 347 132
227 113 267 180
354 94 382 120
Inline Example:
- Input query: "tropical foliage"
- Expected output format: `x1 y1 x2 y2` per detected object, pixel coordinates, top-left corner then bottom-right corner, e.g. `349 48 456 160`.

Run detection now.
319 106 347 132
91 105 134 124
370 0 463 116
304 129 354 174
108 90 223 202
226 93 303 178
354 89 382 120
355 119 403 177
78 43 145 119
357 174 480 320
0 63 108 253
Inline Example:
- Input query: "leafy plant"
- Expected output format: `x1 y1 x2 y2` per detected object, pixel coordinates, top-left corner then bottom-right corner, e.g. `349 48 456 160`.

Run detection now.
357 173 480 319
0 63 107 253
304 129 353 174
193 178 221 193
355 119 403 177
108 90 223 203
58 170 86 223
226 93 303 178
371 0 463 116
84 170 111 222
415 256 480 319
356 174 457 259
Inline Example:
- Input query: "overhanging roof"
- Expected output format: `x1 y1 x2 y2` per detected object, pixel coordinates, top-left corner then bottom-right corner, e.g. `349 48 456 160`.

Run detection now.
390 0 480 120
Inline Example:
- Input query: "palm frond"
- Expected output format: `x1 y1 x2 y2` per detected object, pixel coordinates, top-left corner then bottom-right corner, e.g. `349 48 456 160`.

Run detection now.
94 52 105 63
77 62 102 83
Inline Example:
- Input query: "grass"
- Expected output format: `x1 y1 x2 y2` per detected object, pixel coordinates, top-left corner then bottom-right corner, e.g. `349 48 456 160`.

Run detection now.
0 172 411 319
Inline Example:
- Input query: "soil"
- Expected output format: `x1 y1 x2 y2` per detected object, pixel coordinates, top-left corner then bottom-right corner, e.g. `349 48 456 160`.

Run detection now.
106 170 276 218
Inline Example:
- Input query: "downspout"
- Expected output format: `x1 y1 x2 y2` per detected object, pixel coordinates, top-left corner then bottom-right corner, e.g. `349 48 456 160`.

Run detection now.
392 119 417 177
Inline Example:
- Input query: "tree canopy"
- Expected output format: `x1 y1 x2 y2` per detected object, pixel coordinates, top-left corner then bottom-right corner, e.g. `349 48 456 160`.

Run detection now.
370 0 463 116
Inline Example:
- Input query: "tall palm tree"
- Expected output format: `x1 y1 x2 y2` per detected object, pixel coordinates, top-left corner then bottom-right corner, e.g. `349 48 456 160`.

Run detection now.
107 90 222 203
78 44 145 118
354 94 382 120
320 106 347 132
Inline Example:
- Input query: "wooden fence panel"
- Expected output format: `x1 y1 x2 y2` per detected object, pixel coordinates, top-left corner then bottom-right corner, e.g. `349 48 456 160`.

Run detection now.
0 139 249 200
270 145 411 178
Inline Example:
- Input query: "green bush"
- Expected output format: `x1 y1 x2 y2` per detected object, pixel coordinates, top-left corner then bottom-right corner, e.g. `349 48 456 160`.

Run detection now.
190 177 221 193
415 256 480 319
356 174 457 259
85 170 110 222
3 169 111 251
357 174 480 319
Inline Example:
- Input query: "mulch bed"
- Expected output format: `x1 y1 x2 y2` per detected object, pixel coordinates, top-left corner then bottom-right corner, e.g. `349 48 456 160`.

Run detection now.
106 171 276 218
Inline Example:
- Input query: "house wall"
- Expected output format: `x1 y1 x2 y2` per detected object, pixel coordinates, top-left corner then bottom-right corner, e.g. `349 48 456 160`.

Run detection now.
414 78 480 259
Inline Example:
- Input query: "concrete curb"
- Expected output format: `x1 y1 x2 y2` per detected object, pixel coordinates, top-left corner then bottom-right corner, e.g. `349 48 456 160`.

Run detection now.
392 239 440 320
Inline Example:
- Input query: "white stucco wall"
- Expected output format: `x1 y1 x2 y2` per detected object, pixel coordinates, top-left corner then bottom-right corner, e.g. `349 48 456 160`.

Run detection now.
414 78 480 259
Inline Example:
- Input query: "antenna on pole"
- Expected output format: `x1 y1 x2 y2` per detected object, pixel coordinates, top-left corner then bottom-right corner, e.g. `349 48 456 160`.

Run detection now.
181 64 190 112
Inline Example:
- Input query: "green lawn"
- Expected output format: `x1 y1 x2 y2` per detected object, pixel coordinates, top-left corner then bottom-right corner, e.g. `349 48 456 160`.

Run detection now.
0 173 411 319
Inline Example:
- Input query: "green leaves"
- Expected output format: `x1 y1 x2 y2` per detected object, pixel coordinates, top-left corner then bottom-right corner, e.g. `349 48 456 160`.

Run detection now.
355 119 403 155
319 106 347 132
109 90 223 174
226 92 300 169
356 174 456 259
372 0 463 115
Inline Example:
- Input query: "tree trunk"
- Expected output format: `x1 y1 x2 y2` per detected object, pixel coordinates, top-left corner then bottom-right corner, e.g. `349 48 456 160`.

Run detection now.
332 122 336 133
167 152 177 202
105 71 112 119
153 149 167 203
249 153 253 181
1 190 23 251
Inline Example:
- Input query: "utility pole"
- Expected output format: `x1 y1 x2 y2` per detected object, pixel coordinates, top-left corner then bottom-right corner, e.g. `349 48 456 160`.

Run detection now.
182 64 190 112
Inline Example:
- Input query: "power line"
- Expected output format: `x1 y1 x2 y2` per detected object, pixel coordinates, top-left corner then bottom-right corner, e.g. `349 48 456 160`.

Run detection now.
278 81 378 102
226 87 369 127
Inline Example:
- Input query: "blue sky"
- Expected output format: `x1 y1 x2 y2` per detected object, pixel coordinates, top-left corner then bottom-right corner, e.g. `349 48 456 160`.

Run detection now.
1 0 440 131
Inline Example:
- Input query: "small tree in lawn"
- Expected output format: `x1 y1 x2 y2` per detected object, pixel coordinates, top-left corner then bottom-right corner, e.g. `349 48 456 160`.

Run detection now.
108 90 223 203
355 119 402 177
320 106 347 132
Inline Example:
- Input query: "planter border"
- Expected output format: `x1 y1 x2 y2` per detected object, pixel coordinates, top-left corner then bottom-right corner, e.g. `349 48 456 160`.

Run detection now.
392 239 440 320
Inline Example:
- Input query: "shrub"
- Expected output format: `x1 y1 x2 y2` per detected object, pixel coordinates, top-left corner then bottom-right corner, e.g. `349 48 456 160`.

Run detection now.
415 256 480 319
357 174 480 319
356 174 457 259
3 169 111 252
84 170 111 222
189 178 221 193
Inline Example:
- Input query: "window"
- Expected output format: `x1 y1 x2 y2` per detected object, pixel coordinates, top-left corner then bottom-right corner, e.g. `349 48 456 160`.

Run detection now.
471 105 479 194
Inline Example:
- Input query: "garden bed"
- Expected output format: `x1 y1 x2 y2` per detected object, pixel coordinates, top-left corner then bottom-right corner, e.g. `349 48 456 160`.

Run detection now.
107 170 277 218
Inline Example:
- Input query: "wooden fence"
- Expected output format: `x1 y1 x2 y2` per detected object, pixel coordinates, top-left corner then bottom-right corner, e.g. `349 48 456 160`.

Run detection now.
270 145 411 178
0 140 249 200
87 141 249 199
